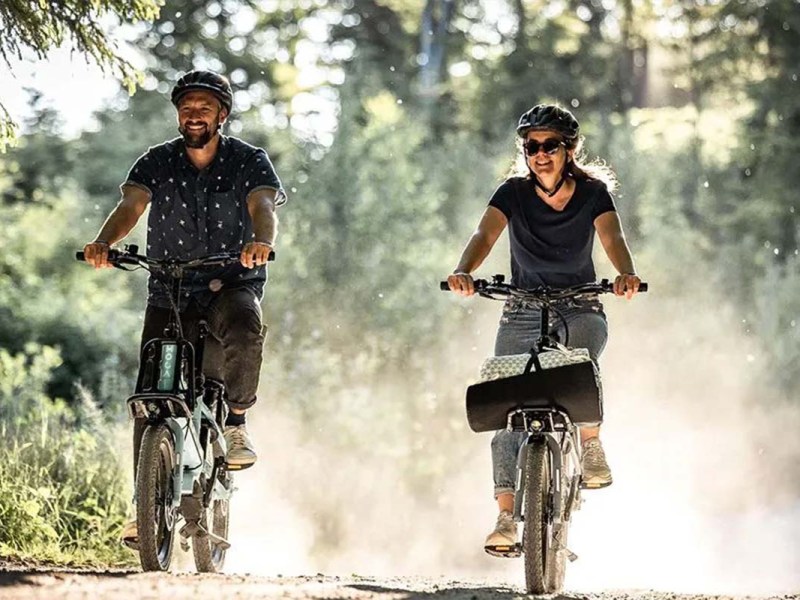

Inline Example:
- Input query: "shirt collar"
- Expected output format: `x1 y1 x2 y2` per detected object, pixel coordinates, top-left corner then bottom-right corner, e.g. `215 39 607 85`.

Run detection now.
176 134 229 173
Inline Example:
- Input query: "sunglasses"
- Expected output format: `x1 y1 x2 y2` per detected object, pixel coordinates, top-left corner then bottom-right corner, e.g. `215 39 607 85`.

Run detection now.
524 139 564 156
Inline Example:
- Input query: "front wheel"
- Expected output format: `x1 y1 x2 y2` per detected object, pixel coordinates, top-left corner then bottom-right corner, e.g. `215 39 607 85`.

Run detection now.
136 423 177 571
522 439 571 594
522 439 567 594
522 440 548 594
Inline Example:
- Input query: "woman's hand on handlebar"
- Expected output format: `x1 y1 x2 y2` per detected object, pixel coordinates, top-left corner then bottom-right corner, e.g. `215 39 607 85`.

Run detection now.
614 273 642 299
82 241 113 269
447 272 476 296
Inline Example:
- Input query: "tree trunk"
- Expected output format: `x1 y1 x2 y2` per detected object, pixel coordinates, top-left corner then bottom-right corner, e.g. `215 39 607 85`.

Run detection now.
418 0 456 102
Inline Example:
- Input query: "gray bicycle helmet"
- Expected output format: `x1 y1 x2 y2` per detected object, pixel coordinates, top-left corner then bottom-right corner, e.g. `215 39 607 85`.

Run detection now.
516 104 580 144
171 70 233 114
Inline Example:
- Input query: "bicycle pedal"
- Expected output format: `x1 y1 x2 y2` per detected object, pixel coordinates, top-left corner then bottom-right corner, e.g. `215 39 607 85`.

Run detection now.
484 543 521 558
224 461 255 471
207 531 231 550
580 478 612 490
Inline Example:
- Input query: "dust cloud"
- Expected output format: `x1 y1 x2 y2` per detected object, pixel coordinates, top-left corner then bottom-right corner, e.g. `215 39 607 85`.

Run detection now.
223 292 799 595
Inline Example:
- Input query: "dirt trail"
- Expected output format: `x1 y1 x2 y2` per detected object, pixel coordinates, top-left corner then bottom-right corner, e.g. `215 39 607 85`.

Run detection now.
0 564 793 600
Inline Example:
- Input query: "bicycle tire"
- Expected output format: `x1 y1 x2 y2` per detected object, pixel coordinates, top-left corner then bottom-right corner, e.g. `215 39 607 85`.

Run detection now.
522 439 549 594
192 475 231 573
136 423 177 571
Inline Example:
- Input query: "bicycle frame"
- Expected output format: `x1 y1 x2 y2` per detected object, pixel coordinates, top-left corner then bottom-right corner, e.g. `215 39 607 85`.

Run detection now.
126 324 232 512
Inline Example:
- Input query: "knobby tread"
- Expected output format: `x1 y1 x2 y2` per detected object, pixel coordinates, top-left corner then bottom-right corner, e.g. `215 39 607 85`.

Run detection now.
522 440 548 594
136 424 176 572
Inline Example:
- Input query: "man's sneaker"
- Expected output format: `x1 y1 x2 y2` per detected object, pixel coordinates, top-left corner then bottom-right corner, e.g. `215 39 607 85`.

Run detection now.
581 437 612 489
223 424 257 469
120 519 138 550
484 510 520 557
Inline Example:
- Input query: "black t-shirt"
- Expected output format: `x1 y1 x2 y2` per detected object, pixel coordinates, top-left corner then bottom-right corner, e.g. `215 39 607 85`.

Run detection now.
123 135 286 309
488 176 616 289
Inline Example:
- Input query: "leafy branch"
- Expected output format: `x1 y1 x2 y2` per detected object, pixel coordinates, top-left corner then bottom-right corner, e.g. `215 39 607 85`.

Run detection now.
0 0 162 151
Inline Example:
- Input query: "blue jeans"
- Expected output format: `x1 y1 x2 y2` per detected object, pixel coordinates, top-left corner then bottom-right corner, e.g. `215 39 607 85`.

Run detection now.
491 298 608 497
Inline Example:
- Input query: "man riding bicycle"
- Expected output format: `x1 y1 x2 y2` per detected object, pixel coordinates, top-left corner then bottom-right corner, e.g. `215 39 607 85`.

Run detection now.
82 70 286 547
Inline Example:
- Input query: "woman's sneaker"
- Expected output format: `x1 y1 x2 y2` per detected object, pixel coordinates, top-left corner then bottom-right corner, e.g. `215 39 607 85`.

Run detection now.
581 437 612 488
484 510 520 557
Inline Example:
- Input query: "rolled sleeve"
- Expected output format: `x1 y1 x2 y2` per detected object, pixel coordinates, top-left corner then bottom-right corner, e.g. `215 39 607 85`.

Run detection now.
241 149 287 206
122 149 161 196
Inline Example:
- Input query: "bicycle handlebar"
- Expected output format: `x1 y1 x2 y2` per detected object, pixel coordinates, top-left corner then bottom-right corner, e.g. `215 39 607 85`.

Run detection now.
76 244 275 272
439 275 648 299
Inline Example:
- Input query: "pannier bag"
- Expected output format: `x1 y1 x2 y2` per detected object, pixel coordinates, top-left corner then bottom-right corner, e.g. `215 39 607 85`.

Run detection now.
466 347 603 432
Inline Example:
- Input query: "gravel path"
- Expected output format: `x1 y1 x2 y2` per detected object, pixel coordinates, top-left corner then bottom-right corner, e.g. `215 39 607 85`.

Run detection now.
0 563 795 600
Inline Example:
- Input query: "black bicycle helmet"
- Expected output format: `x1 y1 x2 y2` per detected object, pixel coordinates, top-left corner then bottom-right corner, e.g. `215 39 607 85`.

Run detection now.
516 104 580 144
171 70 233 114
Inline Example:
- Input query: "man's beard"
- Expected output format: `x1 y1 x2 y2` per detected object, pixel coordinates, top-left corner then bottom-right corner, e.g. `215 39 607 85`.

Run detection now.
178 118 221 148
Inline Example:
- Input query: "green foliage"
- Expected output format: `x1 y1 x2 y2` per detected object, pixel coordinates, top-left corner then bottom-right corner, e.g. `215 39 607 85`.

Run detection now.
74 90 175 208
0 178 142 403
0 345 134 566
1 0 799 567
0 103 18 153
1 92 74 205
0 0 160 84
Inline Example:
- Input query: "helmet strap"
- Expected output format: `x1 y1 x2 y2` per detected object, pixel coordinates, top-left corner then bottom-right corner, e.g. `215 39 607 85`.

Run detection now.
531 162 570 197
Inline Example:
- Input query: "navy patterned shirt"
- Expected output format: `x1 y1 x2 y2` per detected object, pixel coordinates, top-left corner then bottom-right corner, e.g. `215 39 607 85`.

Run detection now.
123 135 286 309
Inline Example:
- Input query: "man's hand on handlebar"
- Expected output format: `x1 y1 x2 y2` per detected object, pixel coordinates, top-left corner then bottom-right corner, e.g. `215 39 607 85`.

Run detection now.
240 241 273 269
447 272 476 297
613 273 642 299
82 241 113 269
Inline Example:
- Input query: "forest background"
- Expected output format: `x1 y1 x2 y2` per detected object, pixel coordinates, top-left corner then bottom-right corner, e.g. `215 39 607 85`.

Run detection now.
0 0 798 589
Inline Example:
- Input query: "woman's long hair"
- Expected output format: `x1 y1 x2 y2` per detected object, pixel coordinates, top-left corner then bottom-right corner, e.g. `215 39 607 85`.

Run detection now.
505 134 618 193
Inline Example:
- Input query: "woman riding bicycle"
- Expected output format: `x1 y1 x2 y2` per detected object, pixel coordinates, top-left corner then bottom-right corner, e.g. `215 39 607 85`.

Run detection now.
445 104 642 554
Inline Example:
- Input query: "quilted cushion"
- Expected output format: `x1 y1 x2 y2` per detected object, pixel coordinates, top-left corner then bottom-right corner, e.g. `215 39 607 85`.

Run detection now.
479 348 594 382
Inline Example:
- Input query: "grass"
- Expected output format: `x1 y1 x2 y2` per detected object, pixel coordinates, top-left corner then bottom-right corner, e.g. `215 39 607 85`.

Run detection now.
0 345 137 568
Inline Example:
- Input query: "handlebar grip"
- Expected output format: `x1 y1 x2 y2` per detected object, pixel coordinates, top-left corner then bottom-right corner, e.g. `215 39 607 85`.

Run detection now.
269 250 275 261
440 279 489 291
76 248 122 263
601 278 648 293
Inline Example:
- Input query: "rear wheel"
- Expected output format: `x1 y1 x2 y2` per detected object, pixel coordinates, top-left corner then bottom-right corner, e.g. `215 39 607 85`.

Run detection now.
136 424 177 571
522 440 548 594
192 474 231 573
